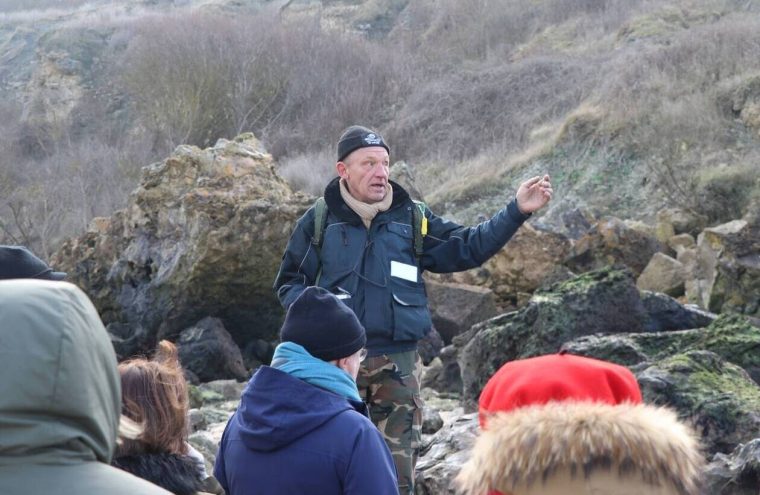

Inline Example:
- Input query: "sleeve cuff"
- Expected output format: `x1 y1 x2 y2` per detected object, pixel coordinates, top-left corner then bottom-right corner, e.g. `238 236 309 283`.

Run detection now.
507 198 532 222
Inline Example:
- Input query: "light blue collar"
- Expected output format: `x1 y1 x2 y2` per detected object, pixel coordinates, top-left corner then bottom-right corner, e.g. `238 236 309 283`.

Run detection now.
270 342 361 402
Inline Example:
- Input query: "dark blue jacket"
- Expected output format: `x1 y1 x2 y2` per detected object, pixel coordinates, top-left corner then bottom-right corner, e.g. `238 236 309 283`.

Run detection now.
214 366 398 495
274 177 528 356
274 177 530 356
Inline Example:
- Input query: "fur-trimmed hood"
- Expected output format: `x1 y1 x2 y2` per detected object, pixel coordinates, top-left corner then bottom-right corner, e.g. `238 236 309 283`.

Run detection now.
112 452 206 495
456 401 704 495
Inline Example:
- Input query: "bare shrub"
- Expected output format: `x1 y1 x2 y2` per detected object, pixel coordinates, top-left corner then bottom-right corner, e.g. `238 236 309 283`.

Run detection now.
394 0 646 63
277 148 336 196
386 57 596 162
118 12 409 159
260 21 411 159
119 12 287 151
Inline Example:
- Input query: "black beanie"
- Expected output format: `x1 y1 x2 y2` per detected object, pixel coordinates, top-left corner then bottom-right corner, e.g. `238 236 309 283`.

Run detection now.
280 286 367 361
337 125 390 162
0 245 67 280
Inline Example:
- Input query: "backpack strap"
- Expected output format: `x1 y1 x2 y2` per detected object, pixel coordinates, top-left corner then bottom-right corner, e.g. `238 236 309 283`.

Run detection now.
411 200 427 259
312 197 328 285
312 197 328 248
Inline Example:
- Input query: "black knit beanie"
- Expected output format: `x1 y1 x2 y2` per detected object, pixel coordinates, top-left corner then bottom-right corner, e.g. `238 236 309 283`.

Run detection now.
0 245 67 280
337 125 390 162
280 286 366 361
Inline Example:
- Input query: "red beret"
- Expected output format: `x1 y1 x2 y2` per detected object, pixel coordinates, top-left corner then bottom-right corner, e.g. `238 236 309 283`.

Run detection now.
478 353 642 428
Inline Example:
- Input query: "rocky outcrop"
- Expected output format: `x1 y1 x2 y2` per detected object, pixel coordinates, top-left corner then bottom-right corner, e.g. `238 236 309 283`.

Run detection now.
52 134 313 355
457 267 648 408
563 314 760 383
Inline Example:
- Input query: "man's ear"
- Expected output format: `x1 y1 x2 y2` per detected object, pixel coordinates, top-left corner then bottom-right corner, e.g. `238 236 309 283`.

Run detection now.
335 356 351 373
336 161 348 179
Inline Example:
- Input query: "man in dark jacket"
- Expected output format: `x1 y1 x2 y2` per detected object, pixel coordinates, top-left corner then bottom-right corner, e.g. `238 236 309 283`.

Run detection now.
214 286 398 495
273 125 553 493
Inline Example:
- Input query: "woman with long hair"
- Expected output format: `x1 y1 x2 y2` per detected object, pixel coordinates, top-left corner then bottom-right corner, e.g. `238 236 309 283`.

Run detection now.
113 340 224 495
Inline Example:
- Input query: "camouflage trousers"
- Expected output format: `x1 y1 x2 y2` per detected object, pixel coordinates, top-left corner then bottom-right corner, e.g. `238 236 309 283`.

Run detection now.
357 350 424 495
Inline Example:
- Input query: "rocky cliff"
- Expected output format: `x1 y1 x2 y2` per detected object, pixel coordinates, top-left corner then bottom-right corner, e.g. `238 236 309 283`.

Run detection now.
53 134 312 357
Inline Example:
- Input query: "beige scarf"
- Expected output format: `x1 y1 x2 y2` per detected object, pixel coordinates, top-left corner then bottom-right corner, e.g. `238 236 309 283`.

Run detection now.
339 178 393 229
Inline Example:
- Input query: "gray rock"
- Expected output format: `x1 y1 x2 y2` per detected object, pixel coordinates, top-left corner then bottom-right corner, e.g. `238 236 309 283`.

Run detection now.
422 407 444 434
561 207 595 240
425 280 497 345
415 413 479 495
706 439 760 495
668 233 696 253
198 379 247 402
641 291 715 332
178 317 248 383
421 346 462 395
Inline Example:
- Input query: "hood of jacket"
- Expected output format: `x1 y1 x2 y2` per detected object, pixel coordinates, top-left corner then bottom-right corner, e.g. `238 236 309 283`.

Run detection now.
235 366 367 452
0 280 121 466
112 452 205 495
456 401 705 495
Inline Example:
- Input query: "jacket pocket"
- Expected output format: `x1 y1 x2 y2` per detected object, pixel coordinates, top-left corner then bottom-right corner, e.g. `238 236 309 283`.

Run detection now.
391 284 432 342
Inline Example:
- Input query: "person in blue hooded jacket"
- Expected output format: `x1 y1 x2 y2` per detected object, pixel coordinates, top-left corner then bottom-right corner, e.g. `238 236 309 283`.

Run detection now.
214 286 398 495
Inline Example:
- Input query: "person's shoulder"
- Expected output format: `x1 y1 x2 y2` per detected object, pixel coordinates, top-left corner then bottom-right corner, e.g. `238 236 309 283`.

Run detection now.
7 461 174 495
337 407 382 435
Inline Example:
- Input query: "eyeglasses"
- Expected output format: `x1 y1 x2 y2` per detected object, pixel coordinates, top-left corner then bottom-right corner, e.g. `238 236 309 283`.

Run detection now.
358 348 368 362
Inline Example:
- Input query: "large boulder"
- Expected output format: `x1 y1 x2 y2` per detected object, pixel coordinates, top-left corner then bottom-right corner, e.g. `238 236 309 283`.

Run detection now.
52 134 313 353
458 267 647 408
638 350 760 455
568 216 665 276
425 280 498 345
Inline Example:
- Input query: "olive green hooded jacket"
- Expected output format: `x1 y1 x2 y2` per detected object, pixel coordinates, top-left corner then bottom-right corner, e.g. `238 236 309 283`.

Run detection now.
0 279 171 495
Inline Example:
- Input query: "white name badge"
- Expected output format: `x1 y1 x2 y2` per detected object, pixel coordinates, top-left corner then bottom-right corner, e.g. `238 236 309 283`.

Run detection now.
391 261 418 282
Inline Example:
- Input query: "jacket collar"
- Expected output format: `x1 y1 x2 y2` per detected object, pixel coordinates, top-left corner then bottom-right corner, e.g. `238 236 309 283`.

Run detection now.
323 176 410 226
